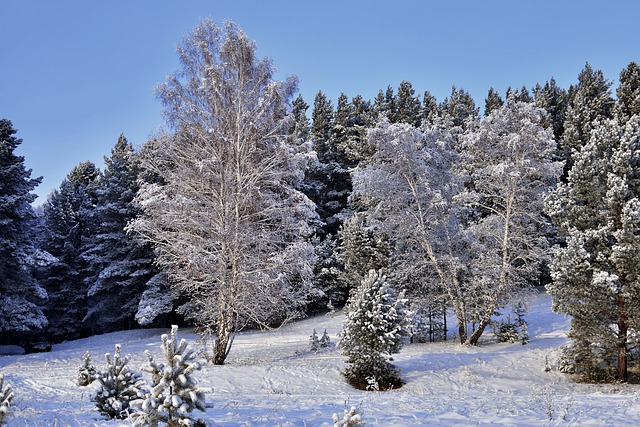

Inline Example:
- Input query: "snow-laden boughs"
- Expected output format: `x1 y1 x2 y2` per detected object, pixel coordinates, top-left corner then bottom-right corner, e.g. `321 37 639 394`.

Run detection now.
128 19 317 365
351 119 474 344
78 351 97 386
546 114 640 382
460 98 561 345
0 374 14 425
339 269 408 390
93 344 145 419
0 119 47 337
130 325 207 427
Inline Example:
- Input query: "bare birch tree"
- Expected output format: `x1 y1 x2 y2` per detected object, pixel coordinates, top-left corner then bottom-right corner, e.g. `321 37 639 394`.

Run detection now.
128 20 317 364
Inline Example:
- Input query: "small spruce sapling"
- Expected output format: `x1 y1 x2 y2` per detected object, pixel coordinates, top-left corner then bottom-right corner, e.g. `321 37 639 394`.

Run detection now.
320 329 331 348
339 269 408 390
131 325 207 427
93 344 145 419
78 351 97 386
333 405 366 426
310 329 320 352
0 375 14 425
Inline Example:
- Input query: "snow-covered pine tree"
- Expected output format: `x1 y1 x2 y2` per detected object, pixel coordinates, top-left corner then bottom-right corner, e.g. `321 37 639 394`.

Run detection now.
438 85 479 130
393 81 422 127
93 344 145 419
333 405 366 426
546 114 640 382
0 374 14 425
616 61 640 124
0 119 47 340
78 350 97 386
339 269 408 390
131 325 206 427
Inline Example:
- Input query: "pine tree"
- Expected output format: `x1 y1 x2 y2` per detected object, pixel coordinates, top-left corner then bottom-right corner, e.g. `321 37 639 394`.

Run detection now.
421 90 438 126
83 135 160 333
438 85 479 130
616 61 640 123
0 119 47 340
93 344 145 419
394 81 422 127
561 63 614 176
546 114 640 382
309 329 320 352
0 374 13 425
534 78 568 145
339 270 408 390
38 161 101 342
333 405 366 426
484 87 504 116
131 325 207 426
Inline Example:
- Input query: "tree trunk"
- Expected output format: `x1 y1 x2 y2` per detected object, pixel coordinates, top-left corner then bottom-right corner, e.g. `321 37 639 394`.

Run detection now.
616 294 628 382
212 312 234 365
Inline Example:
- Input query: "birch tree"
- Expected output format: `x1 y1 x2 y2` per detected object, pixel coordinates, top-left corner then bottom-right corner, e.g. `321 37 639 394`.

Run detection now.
128 20 317 365
461 99 561 345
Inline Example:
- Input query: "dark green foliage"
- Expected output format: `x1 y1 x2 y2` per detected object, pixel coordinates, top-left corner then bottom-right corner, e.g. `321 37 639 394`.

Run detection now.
616 61 640 122
484 87 504 116
438 85 479 129
393 81 422 127
421 90 438 125
339 270 408 390
39 161 101 342
534 78 568 145
78 351 97 386
0 119 47 338
83 135 160 334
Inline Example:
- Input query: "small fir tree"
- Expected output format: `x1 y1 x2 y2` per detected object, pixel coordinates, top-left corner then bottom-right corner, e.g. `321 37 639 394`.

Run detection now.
320 329 331 348
0 374 14 425
131 325 207 426
93 344 145 419
78 351 97 386
310 329 320 353
339 270 408 390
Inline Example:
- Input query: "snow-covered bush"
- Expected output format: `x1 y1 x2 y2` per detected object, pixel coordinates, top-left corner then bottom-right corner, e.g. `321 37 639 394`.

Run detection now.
339 269 408 390
93 344 145 419
78 351 97 386
130 325 207 426
332 405 366 426
0 374 14 425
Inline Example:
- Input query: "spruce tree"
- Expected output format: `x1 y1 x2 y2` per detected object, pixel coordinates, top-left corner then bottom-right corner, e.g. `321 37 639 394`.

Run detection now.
0 119 47 340
39 161 100 342
83 134 160 333
339 269 408 390
546 114 640 382
534 78 568 145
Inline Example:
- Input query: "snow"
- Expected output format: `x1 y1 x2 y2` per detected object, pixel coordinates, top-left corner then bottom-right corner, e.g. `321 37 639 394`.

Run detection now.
1 289 639 426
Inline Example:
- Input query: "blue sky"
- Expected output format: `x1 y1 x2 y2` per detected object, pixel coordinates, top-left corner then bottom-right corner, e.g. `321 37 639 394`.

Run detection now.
2 0 638 204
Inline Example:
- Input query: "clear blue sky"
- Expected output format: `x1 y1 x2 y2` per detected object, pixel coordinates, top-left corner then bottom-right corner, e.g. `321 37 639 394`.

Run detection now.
2 0 638 205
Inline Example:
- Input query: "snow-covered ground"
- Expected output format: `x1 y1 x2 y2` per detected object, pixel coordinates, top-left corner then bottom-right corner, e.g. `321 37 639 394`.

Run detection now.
1 289 639 426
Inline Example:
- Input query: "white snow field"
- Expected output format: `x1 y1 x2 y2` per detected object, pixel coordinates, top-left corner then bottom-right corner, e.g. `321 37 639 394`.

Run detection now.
1 289 640 426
